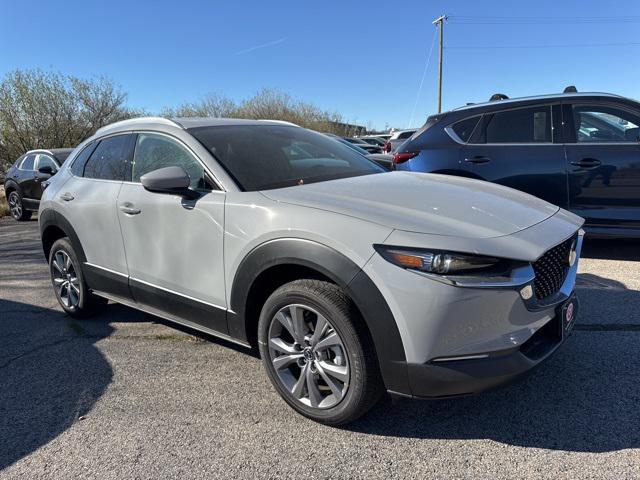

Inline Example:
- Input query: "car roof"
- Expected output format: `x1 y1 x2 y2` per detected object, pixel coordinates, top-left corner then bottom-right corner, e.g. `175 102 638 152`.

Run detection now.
25 148 75 161
451 92 625 113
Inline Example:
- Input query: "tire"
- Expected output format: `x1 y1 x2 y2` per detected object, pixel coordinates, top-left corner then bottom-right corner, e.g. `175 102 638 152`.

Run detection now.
48 237 107 318
7 190 32 221
258 279 383 425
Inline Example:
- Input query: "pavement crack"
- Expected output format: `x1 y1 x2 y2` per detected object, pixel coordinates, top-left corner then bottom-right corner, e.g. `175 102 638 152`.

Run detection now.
0 337 76 370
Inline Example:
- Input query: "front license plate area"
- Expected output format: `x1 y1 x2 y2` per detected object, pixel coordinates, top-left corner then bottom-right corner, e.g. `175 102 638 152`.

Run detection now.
558 295 578 338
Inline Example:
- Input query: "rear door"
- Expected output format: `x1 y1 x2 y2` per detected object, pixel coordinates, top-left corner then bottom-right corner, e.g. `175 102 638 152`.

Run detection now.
461 104 568 208
16 154 38 205
563 101 640 231
58 134 135 299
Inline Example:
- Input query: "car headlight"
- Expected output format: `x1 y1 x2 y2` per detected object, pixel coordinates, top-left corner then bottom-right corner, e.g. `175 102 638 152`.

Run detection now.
374 245 501 275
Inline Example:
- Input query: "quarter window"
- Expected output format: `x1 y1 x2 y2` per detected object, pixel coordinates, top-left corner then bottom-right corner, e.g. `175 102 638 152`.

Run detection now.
573 105 640 143
70 142 98 177
451 116 481 142
20 154 36 170
481 106 552 143
132 133 210 190
83 135 132 181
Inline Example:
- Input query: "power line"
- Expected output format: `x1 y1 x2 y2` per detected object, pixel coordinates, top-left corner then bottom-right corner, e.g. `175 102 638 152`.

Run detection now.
408 28 437 127
446 41 640 50
448 15 640 24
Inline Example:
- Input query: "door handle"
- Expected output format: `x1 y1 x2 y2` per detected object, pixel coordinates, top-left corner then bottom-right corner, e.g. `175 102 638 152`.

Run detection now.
464 156 491 164
119 203 141 215
570 158 601 169
59 192 75 201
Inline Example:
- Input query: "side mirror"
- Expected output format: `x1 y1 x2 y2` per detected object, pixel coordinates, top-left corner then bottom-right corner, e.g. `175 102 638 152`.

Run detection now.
38 165 55 176
140 166 199 199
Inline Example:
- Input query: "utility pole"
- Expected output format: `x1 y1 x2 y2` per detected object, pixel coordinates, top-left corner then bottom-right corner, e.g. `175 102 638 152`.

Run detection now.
432 14 447 113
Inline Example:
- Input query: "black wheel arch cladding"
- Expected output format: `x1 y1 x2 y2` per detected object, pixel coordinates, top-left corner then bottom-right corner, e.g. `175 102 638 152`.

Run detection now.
229 238 411 394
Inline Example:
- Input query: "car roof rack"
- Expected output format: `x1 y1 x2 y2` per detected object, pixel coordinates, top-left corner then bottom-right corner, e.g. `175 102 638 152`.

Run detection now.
563 85 578 93
489 93 509 101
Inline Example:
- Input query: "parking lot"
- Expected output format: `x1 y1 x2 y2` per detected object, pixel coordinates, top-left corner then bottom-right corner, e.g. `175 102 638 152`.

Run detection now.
1 216 639 479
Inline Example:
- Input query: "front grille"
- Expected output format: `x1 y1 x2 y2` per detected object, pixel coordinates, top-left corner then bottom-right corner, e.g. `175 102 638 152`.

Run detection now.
532 236 575 300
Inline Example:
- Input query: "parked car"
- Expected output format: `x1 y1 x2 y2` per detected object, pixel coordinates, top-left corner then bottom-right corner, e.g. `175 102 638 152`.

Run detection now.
324 133 390 168
4 148 73 220
40 117 583 425
342 137 383 154
384 129 417 153
393 91 640 237
357 136 387 148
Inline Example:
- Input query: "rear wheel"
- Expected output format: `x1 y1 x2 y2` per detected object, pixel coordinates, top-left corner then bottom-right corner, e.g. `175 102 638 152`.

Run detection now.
49 237 106 317
8 191 31 221
258 279 383 425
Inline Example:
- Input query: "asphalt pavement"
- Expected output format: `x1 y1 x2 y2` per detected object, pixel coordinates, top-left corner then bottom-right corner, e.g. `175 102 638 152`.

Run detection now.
1 216 639 479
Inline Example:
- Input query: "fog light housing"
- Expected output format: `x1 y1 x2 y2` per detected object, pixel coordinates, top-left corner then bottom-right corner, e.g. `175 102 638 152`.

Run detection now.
520 285 533 300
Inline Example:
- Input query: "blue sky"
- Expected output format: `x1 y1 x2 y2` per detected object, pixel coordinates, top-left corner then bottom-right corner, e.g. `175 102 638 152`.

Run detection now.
1 0 639 130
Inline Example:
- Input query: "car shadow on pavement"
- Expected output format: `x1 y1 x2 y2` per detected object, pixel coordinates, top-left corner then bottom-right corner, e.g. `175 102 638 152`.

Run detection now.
581 237 640 261
0 299 114 470
348 273 640 453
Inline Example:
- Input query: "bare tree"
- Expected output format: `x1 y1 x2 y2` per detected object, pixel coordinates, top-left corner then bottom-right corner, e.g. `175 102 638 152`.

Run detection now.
162 88 355 136
0 69 137 170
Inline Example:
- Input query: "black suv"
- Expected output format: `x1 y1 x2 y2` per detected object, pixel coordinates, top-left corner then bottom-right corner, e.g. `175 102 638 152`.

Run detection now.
395 91 640 238
4 148 73 220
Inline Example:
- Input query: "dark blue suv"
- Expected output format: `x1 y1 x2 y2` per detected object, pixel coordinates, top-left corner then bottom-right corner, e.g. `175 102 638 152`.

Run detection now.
394 92 640 238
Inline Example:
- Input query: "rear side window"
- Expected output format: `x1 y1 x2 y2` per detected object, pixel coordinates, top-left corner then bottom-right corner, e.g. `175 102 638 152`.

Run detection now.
83 135 133 181
70 143 98 176
481 106 551 143
398 130 415 140
19 154 36 170
451 116 481 142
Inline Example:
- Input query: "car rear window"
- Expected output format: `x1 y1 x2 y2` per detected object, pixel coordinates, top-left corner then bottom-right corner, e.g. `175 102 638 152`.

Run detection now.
451 116 481 142
188 125 384 191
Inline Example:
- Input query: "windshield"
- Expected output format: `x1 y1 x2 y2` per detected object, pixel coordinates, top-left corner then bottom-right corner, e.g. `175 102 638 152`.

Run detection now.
189 125 384 191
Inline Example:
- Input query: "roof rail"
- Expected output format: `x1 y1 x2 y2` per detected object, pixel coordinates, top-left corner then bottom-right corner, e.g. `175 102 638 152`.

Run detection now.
489 93 509 101
94 116 181 136
563 85 578 93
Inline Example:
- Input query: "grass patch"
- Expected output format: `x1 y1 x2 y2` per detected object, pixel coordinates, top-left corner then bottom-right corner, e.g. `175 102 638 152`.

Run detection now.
0 188 8 217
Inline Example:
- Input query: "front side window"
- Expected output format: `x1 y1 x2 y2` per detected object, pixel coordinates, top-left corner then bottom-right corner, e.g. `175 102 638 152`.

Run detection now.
189 125 384 191
37 154 58 172
19 154 36 170
83 135 132 181
132 133 210 190
573 105 640 143
481 106 552 143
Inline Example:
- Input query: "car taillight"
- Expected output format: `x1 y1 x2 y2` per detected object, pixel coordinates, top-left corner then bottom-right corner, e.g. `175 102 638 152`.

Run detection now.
392 152 419 165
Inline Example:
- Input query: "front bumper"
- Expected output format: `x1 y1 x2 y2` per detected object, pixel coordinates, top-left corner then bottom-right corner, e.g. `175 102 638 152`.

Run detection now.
362 222 584 398
403 295 577 398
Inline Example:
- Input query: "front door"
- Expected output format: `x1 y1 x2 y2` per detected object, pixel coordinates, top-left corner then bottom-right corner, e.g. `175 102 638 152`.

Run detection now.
564 102 640 232
117 132 227 334
462 104 568 208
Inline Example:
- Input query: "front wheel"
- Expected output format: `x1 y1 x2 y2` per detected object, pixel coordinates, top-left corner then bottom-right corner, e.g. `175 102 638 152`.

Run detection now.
258 279 383 425
8 191 32 221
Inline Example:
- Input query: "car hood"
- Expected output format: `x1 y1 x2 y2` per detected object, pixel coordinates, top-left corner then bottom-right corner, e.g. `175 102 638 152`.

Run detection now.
260 172 559 238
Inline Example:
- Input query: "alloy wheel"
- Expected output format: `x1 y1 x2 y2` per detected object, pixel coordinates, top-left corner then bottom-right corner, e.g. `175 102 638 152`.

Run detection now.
51 250 81 309
267 304 350 409
8 192 22 220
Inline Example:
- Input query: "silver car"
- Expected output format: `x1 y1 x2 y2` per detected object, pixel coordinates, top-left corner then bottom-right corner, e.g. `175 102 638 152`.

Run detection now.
39 117 584 425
